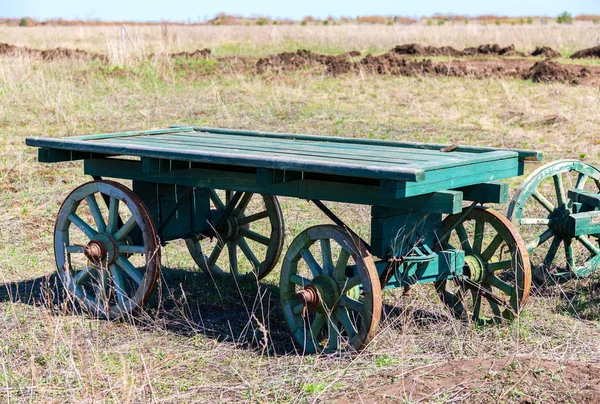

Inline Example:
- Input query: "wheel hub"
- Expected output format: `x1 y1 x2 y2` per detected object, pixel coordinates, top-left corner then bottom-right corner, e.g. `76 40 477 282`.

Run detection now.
549 208 572 239
464 254 485 283
84 233 119 265
296 275 340 314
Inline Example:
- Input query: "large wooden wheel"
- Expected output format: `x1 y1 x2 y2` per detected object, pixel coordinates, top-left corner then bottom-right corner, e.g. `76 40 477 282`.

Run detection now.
186 190 284 281
507 160 600 284
280 225 381 354
54 180 161 319
435 207 531 323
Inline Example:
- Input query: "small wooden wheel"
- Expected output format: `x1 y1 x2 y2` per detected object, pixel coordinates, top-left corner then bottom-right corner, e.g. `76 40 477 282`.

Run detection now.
186 190 284 281
435 207 531 323
507 160 600 283
280 225 381 354
54 180 160 319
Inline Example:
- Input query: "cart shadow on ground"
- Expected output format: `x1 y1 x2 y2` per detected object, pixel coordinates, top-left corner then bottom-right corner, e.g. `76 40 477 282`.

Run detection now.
2 268 598 354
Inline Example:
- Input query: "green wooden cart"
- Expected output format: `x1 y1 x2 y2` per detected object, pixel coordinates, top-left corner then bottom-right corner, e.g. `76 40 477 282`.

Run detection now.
25 126 600 353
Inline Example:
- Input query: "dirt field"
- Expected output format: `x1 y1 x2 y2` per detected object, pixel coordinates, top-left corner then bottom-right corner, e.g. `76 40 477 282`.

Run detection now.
0 23 599 403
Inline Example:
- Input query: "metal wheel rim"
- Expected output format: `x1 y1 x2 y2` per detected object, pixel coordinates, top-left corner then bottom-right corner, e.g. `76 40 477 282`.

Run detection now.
507 159 600 282
436 207 531 323
54 180 161 319
186 190 284 281
280 224 382 354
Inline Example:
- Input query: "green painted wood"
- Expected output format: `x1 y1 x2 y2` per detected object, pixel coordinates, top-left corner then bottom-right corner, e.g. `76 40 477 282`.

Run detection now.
188 126 542 162
457 181 509 204
38 148 106 163
26 136 425 183
27 126 538 187
256 168 303 185
380 158 520 198
567 189 600 209
566 211 600 237
83 158 463 213
379 250 466 288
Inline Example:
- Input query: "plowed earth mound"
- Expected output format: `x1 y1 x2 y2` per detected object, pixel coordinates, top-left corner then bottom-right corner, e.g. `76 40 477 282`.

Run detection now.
256 49 599 85
571 45 600 59
532 46 562 58
391 43 531 57
0 43 107 62
343 357 600 403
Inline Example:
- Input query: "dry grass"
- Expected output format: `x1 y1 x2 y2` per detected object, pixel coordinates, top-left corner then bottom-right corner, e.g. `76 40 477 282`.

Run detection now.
0 25 599 402
1 22 599 60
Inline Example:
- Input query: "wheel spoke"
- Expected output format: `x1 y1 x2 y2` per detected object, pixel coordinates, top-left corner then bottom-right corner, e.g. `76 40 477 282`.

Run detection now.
227 241 238 275
236 192 254 213
335 308 358 339
310 312 326 338
66 245 86 254
118 244 145 254
207 239 225 266
473 221 485 254
526 228 554 251
340 275 361 294
113 216 137 241
293 303 305 316
543 237 562 269
73 265 93 285
238 210 268 225
339 295 364 313
116 257 143 285
85 195 106 233
519 218 550 225
93 268 109 308
576 173 588 190
577 235 600 256
326 316 340 352
300 248 322 277
487 260 513 271
320 239 334 275
209 189 225 210
333 249 350 281
237 237 261 270
456 224 472 254
68 213 98 239
565 238 574 272
481 234 504 261
487 274 514 297
553 174 566 207
239 228 270 245
471 290 483 322
290 274 311 287
107 197 120 234
532 190 555 213
110 264 127 308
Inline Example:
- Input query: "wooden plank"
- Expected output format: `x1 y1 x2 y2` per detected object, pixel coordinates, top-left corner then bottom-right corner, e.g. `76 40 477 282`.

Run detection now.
568 189 600 208
457 181 509 204
27 137 425 182
567 211 600 237
38 148 106 163
71 126 193 141
381 158 520 198
256 168 303 185
83 158 462 213
160 132 477 164
191 126 543 162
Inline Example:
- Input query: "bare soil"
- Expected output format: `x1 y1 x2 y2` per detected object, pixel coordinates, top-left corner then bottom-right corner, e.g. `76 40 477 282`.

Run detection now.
256 49 599 85
0 42 107 62
532 46 562 58
344 357 600 403
571 45 600 59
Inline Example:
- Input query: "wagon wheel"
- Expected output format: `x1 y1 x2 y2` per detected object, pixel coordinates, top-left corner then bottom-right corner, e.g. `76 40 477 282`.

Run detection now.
280 225 381 354
435 207 531 324
507 160 600 284
54 180 161 319
186 190 284 281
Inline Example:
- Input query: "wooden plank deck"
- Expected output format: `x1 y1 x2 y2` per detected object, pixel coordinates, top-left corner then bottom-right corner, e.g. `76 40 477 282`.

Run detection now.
26 126 542 201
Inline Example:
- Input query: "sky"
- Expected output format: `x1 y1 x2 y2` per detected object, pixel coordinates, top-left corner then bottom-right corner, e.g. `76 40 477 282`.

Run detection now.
1 0 598 22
